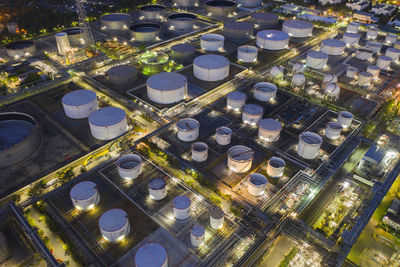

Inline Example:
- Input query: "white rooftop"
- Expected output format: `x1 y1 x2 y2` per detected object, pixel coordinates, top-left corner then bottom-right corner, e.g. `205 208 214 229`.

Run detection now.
70 181 97 201
257 30 289 41
147 72 187 90
243 104 263 115
283 19 313 29
99 209 128 232
173 195 191 209
62 89 97 106
228 145 254 161
194 54 229 69
89 107 125 127
135 243 167 267
259 118 283 132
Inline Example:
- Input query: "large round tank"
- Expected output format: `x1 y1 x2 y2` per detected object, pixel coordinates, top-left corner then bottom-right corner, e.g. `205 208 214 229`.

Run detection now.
325 83 340 99
210 206 224 229
270 65 284 79
251 12 278 29
5 41 35 58
338 111 353 128
135 243 168 267
223 21 253 41
377 56 391 70
193 54 230 82
323 73 337 85
130 23 161 43
253 82 277 102
346 66 358 78
200 33 225 52
248 173 268 196
99 209 130 242
171 43 196 63
0 112 41 169
236 0 262 7
117 154 143 180
356 48 373 60
177 118 200 142
216 126 232 145
139 5 166 21
385 33 398 45
88 107 127 140
146 72 187 104
320 39 345 56
227 145 254 173
148 177 167 200
366 65 380 79
205 0 237 18
140 51 169 75
227 91 246 110
168 13 197 31
173 0 197 7
190 224 205 247
256 30 289 50
107 65 138 86
282 20 313 38
366 41 382 54
325 121 342 140
0 232 10 263
62 89 98 119
267 157 285 178
242 104 263 125
346 22 360 33
342 32 360 47
366 27 379 40
70 181 100 211
101 13 130 31
258 118 283 142
7 22 18 34
238 45 258 63
173 195 191 220
55 32 71 55
292 73 305 88
297 132 322 160
306 51 328 69
358 71 373 86
191 142 208 162
385 47 400 62
64 28 83 46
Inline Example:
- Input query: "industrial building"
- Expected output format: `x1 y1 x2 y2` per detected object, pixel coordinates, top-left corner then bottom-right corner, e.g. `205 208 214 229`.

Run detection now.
146 72 187 104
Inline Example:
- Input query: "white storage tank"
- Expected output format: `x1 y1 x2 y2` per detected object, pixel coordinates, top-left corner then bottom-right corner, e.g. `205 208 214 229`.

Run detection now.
227 91 246 110
256 30 289 50
346 66 358 78
6 41 36 58
227 145 254 173
323 73 337 85
237 45 258 63
346 22 360 33
258 118 283 142
173 0 197 7
325 121 342 139
270 65 284 79
306 51 328 69
366 65 380 80
242 104 263 125
192 142 208 162
358 72 373 86
148 177 167 200
99 209 130 242
89 107 127 140
139 5 166 21
70 181 100 211
292 73 305 88
366 41 382 54
342 32 360 47
282 20 313 38
193 54 230 82
200 33 224 52
135 243 168 267
297 131 323 160
117 154 143 180
107 65 138 87
251 12 279 29
320 39 346 56
101 13 130 31
147 72 187 104
205 0 237 18
236 0 262 7
267 157 285 178
177 118 200 142
223 21 254 41
292 63 305 74
171 43 196 64
190 224 205 247
253 82 277 102
385 47 400 62
210 206 224 229
248 173 268 196
62 89 98 119
385 33 398 45
338 111 353 128
173 195 191 220
377 56 391 71
216 126 232 145
325 83 340 99
356 48 373 60
55 32 71 55
366 27 379 40
130 23 161 43
167 13 197 31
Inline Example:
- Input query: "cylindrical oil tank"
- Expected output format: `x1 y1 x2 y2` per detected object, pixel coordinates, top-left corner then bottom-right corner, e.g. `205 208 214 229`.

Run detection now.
236 0 262 7
282 20 313 38
7 22 18 34
173 0 197 7
200 33 225 52
62 89 98 119
346 66 358 78
306 51 328 69
55 32 71 55
223 21 254 41
366 65 380 79
168 13 197 31
242 104 263 125
253 82 277 101
146 72 187 104
342 32 360 47
338 111 353 128
325 83 340 99
148 177 167 200
117 154 142 180
325 121 342 139
135 243 168 267
366 27 379 40
193 54 230 82
210 206 224 229
248 173 268 196
292 63 305 74
64 28 84 46
88 107 127 140
292 73 305 88
70 181 100 211
366 41 382 54
216 126 232 145
0 232 10 263
251 12 278 29
5 41 35 58
130 23 161 43
171 43 196 63
320 39 345 56
267 157 285 178
139 51 169 75
258 118 283 142
205 0 237 18
101 13 130 31
256 30 289 50
385 47 400 62
238 45 258 63
190 224 205 247
177 118 200 142
99 209 130 242
346 22 360 33
173 195 191 220
192 142 208 162
358 71 373 86
270 65 284 79
228 145 254 173
227 91 246 110
323 73 337 85
107 64 138 86
139 5 166 21
385 33 398 45
356 48 373 60
377 56 391 71
297 131 323 160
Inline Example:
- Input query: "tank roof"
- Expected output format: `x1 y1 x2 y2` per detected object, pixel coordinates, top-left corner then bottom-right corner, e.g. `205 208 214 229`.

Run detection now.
257 30 289 41
238 45 258 53
99 209 128 232
101 13 130 21
359 71 373 77
192 142 208 151
168 13 196 20
322 39 345 47
206 0 237 7
148 177 166 190
201 33 225 41
70 181 97 201
249 173 268 186
194 54 229 69
251 12 278 21
173 195 191 209
0 116 36 151
340 111 353 118
227 91 246 101
269 157 285 168
228 145 254 161
62 89 97 106
254 82 277 92
56 32 67 37
216 126 232 135
367 65 380 70
6 40 34 50
147 72 187 90
210 206 224 219
243 104 263 115
117 154 142 169
139 4 166 11
387 47 400 53
177 118 199 131
379 55 392 61
283 19 313 29
171 43 196 53
224 21 253 31
344 32 360 38
327 121 343 130
89 107 125 127
259 118 283 132
308 50 328 59
64 28 83 35
191 224 205 237
135 243 167 267
107 64 136 76
300 132 322 145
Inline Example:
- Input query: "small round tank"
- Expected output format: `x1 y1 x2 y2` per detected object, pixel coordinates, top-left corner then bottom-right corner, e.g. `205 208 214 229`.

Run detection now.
366 41 382 54
227 91 246 110
101 13 130 31
377 56 391 70
338 111 353 128
270 65 284 79
320 39 345 56
130 23 161 43
385 47 400 62
135 243 168 267
107 65 138 86
167 13 197 31
297 132 322 160
146 72 187 104
210 206 224 229
171 43 196 63
251 12 279 29
205 0 237 18
223 21 254 41
216 126 232 145
323 73 337 85
236 0 262 7
306 51 328 69
366 65 380 80
325 121 342 140
117 154 143 180
200 33 225 52
292 73 305 88
190 224 205 247
282 19 313 38
55 32 71 55
258 118 283 142
62 89 98 119
173 195 191 220
325 83 340 99
253 82 277 102
256 30 289 50
70 181 100 211
248 173 268 196
385 33 398 45
237 45 258 63
242 104 263 125
191 142 208 162
366 27 379 40
342 32 360 47
227 145 254 173
148 177 167 200
99 209 130 242
358 71 373 86
177 118 200 142
346 22 360 33
346 66 358 78
267 157 285 178
89 107 127 140
139 5 166 21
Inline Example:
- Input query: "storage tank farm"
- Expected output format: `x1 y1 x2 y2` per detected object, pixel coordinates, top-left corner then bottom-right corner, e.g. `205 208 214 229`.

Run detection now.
342 32 360 47
6 40 36 58
253 82 277 102
366 65 380 80
99 209 130 242
238 45 258 63
242 104 263 125
385 47 400 62
251 12 279 29
346 66 358 79
177 118 200 142
306 51 328 69
338 111 353 128
191 142 209 162
62 89 98 119
193 54 230 82
247 173 268 196
172 195 191 220
106 65 138 87
190 224 205 247
101 13 130 31
70 181 100 211
256 30 289 50
346 22 360 33
210 206 224 229
130 23 161 43
117 154 143 180
377 56 392 70
325 121 343 140
55 32 71 55
358 72 373 86
385 33 398 45
216 126 232 145
366 27 379 40
139 5 166 21
223 21 254 41
297 131 323 160
88 107 127 140
227 91 246 110
267 157 285 178
205 0 237 18
148 177 167 200
200 33 225 52
146 72 187 104
135 243 168 267
167 13 197 31
320 39 346 56
258 118 283 142
282 20 313 38
171 43 196 63
227 145 254 173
